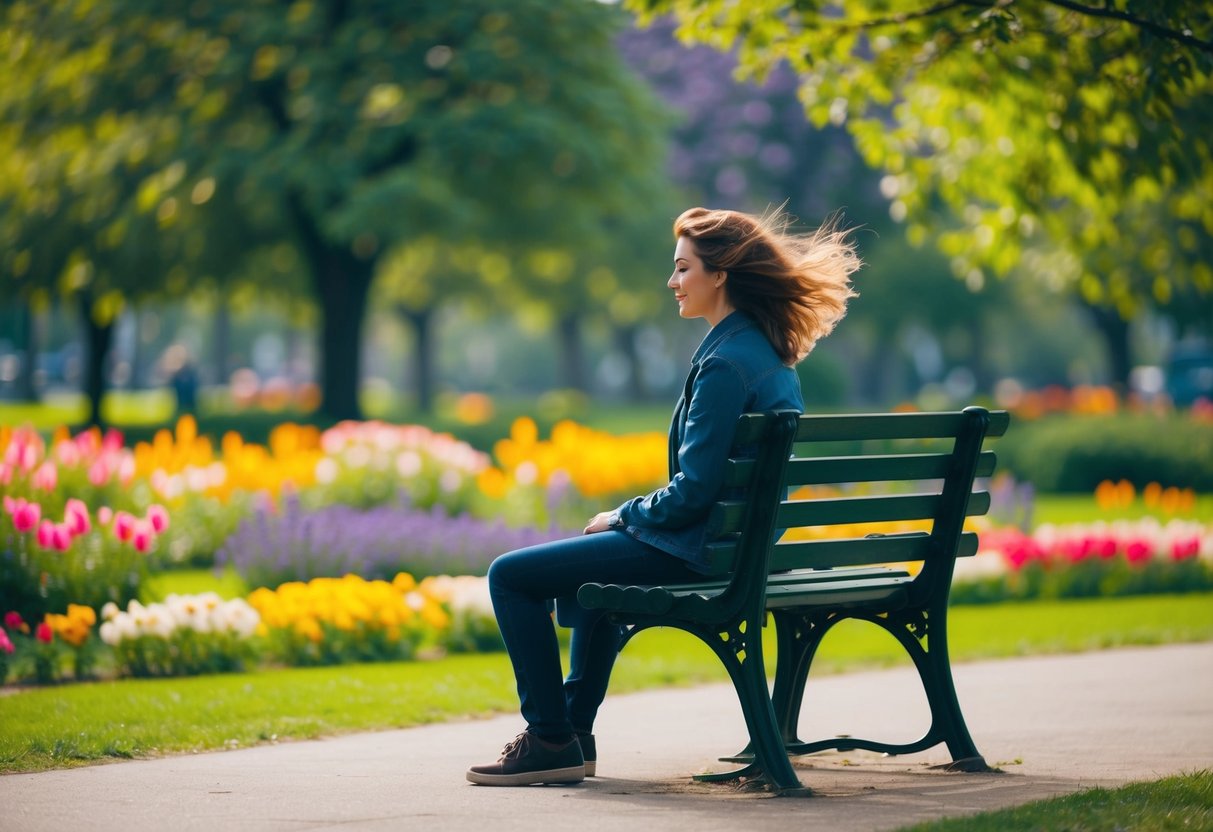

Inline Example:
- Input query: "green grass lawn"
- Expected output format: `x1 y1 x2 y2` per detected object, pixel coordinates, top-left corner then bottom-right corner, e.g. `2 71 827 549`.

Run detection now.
900 770 1213 832
2 592 1210 774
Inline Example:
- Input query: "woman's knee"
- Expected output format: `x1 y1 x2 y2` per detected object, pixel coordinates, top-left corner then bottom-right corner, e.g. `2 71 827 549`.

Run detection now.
486 546 537 592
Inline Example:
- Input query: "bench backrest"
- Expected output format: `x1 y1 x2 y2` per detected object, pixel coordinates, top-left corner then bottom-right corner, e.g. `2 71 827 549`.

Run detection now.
702 407 1009 601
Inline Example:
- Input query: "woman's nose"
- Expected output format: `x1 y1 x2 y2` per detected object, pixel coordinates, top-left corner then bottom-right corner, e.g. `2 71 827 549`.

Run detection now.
667 273 677 288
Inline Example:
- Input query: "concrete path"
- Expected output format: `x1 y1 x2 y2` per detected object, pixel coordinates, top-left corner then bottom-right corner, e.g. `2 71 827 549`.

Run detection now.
4 642 1212 832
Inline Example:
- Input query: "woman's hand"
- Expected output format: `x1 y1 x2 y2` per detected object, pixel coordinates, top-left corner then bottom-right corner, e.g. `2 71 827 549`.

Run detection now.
584 511 616 535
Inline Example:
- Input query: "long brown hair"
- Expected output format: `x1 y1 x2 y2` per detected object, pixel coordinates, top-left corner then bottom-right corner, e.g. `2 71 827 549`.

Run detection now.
673 206 860 365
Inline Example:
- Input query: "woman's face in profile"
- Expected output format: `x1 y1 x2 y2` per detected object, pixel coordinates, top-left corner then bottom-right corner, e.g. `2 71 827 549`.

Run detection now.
669 236 729 324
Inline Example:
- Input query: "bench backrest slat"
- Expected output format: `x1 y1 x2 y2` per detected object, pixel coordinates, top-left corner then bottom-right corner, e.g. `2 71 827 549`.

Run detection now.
711 491 991 534
731 409 1009 445
723 451 997 488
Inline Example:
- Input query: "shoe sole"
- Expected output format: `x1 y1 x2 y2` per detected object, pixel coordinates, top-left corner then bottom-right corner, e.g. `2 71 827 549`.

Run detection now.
466 765 585 786
585 761 596 777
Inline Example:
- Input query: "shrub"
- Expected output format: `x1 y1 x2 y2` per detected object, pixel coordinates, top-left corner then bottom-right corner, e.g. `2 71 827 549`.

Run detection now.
996 413 1213 492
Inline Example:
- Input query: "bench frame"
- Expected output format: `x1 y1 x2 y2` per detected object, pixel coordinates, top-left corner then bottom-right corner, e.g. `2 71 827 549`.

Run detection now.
577 406 1009 794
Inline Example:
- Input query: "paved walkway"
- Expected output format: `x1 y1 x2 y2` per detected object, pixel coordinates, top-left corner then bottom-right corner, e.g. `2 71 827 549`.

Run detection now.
4 642 1212 832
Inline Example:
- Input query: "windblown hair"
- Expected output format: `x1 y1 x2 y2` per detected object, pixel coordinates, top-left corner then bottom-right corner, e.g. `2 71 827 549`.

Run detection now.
674 206 860 365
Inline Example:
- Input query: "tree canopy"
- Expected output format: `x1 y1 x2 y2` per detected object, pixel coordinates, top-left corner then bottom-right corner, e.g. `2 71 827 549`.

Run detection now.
1 0 672 419
630 0 1213 324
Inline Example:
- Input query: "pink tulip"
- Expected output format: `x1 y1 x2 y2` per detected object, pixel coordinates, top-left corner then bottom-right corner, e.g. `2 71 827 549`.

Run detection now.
35 622 52 644
65 499 91 536
88 458 110 486
131 520 153 553
50 523 72 552
0 628 13 655
113 511 136 542
19 442 39 472
103 428 124 452
2 495 12 514
1172 538 1200 561
0 463 12 486
12 499 42 533
98 506 113 525
36 519 55 548
146 504 170 533
1124 539 1152 564
3 612 25 632
118 454 136 484
55 440 81 467
32 461 58 492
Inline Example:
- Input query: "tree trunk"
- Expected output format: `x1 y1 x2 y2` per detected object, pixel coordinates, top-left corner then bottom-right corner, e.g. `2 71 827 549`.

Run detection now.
128 307 147 390
313 255 373 421
860 327 899 406
556 313 586 392
212 298 231 386
288 193 374 422
398 304 436 414
15 304 40 402
1085 303 1133 393
614 323 648 401
78 292 115 428
966 314 994 397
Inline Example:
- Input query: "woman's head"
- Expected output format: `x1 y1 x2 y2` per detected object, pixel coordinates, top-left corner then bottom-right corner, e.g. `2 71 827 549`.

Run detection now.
673 206 860 364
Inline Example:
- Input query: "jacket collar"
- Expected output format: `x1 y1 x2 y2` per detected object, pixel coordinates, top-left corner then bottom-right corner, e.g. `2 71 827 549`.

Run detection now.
691 310 753 364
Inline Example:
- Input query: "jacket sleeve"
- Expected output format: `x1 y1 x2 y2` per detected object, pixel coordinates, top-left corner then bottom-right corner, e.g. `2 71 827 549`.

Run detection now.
617 356 747 530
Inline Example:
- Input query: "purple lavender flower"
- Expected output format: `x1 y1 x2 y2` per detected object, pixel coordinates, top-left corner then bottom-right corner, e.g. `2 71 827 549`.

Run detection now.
216 494 577 588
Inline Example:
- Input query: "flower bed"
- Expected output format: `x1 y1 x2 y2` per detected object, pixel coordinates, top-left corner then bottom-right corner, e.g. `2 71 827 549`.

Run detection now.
1 571 497 684
954 518 1213 604
1 416 667 626
4 413 1211 686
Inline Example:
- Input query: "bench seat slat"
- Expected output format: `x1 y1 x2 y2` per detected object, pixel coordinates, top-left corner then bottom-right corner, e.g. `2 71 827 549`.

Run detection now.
577 567 915 618
764 575 912 610
702 531 979 574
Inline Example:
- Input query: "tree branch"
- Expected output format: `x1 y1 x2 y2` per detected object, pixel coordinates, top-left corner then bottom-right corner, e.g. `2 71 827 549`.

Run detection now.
1042 0 1213 54
814 0 1211 55
831 0 992 32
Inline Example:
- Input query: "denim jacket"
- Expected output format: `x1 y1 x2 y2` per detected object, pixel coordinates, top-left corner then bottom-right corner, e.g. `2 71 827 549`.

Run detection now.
616 310 804 572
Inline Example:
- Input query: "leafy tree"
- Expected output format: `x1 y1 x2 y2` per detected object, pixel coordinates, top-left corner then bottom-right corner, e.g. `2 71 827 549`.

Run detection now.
1 0 670 421
617 17 884 221
629 0 1213 386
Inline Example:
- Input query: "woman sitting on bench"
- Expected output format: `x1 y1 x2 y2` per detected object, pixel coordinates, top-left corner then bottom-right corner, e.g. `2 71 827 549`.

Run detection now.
467 205 861 786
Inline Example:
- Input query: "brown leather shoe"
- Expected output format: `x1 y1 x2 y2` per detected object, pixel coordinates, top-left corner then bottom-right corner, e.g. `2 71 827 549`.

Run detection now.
466 732 585 786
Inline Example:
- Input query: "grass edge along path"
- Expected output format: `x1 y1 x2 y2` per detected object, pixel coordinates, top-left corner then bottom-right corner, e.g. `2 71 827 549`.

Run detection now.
896 769 1213 832
1 592 1211 774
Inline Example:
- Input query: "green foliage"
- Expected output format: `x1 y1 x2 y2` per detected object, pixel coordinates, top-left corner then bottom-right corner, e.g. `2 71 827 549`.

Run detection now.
0 0 676 418
899 770 1213 832
0 529 147 625
953 558 1213 605
633 0 1213 321
997 414 1213 492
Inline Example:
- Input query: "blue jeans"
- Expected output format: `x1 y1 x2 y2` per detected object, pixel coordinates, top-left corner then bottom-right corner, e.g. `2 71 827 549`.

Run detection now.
487 530 701 739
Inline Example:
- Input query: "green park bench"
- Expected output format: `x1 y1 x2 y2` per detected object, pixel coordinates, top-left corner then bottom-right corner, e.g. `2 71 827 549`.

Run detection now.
577 406 1011 794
